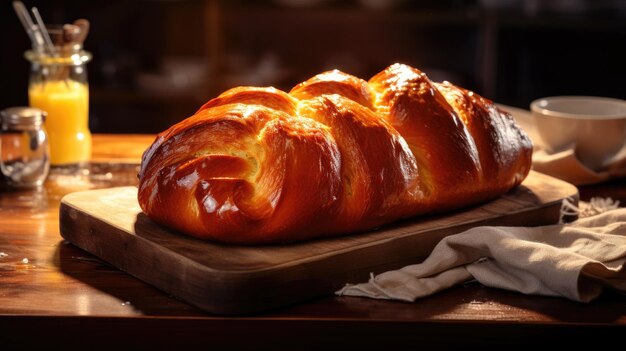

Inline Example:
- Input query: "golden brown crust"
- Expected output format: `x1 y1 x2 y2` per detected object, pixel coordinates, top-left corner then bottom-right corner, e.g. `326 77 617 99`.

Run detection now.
138 63 532 244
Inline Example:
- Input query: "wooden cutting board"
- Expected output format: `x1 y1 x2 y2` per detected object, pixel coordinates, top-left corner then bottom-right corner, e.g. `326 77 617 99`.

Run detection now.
59 171 578 315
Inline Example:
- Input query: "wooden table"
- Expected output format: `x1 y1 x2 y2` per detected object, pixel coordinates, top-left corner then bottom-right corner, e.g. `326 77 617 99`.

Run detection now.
1 134 625 349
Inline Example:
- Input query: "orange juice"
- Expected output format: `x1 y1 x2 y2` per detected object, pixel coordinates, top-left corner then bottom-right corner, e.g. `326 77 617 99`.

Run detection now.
29 80 91 166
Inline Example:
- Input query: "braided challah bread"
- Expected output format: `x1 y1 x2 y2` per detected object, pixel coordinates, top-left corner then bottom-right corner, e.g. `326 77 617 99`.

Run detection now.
138 63 532 244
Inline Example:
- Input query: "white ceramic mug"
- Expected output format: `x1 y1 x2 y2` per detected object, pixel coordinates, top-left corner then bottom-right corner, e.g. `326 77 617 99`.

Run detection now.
530 96 626 170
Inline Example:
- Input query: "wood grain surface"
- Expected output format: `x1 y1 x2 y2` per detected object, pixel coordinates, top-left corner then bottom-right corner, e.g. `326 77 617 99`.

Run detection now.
59 171 577 314
2 134 625 349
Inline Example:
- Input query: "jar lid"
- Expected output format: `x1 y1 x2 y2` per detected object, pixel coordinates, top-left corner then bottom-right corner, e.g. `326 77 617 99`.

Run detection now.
1 107 47 129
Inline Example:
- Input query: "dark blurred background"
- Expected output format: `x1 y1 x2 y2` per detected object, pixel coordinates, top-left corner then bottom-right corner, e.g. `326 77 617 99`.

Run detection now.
1 0 626 133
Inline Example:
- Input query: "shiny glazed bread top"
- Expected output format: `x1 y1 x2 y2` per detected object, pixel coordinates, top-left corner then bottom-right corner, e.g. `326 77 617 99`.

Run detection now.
138 63 532 244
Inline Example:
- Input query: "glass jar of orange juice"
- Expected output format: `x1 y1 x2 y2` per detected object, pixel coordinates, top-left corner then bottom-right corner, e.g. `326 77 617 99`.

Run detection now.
25 37 92 168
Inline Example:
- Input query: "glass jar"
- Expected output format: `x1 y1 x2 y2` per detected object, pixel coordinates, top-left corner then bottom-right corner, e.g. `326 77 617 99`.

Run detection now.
25 40 92 168
0 107 50 189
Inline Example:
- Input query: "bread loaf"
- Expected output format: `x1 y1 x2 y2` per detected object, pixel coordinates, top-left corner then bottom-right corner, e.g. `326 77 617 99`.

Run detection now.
138 63 532 244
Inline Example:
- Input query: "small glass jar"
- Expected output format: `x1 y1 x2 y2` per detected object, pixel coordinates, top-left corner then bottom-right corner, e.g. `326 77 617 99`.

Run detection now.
0 107 50 189
25 33 92 168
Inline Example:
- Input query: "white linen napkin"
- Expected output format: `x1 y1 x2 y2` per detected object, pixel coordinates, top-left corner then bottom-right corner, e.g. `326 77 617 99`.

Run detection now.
336 200 626 303
532 148 626 186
